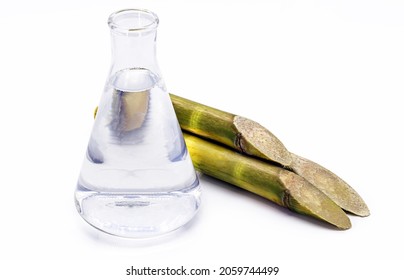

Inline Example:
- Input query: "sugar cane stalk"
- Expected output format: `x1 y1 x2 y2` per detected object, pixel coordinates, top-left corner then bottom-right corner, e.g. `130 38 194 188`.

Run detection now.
169 94 293 167
184 133 351 229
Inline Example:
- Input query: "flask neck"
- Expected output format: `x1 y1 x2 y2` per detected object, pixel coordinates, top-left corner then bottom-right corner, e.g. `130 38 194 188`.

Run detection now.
108 9 161 77
110 30 159 75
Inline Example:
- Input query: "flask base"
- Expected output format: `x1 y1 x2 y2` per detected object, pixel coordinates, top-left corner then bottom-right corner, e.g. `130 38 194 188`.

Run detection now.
75 185 201 238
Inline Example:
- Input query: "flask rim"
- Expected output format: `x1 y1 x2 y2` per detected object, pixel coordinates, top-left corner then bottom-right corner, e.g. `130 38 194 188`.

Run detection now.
108 9 159 33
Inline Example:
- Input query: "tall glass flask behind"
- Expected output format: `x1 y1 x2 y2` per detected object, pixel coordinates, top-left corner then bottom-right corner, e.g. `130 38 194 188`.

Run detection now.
75 9 201 238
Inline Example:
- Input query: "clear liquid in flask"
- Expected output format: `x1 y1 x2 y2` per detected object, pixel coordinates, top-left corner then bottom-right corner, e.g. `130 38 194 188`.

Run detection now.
75 68 201 238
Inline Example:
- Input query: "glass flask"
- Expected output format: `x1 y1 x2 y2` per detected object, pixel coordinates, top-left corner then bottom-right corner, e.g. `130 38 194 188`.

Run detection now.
75 9 201 238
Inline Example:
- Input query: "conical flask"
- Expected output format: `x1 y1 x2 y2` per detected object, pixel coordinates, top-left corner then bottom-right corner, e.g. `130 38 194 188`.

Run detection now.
75 9 201 238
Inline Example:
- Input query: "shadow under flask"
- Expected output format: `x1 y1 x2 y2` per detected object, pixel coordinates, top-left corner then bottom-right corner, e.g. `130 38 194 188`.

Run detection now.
75 9 201 238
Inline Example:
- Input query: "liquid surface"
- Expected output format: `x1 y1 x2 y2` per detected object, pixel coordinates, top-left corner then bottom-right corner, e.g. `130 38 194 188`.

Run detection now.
75 68 200 237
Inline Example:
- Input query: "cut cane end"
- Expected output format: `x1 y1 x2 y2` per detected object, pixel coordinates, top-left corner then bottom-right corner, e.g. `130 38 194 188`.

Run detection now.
279 170 352 230
290 153 370 218
233 116 293 167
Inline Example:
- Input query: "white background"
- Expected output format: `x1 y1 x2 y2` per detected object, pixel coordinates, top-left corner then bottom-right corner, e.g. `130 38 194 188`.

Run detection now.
1 0 403 279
